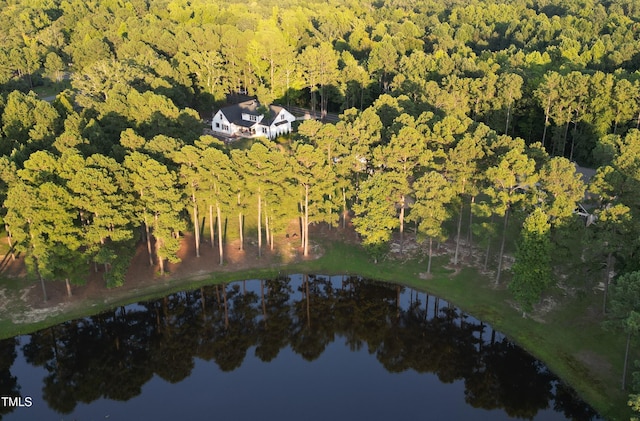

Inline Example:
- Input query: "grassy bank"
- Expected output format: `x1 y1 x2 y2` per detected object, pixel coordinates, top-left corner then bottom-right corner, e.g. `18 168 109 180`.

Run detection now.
0 239 633 420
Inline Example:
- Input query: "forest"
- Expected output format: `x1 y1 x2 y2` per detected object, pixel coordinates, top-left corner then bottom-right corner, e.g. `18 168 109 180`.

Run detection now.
1 0 640 417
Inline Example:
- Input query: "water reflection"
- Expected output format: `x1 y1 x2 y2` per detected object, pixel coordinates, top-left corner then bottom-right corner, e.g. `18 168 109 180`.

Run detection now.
0 339 20 419
0 275 600 420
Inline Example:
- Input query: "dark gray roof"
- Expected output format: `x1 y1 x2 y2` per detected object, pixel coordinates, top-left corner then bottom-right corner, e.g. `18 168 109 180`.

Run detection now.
235 120 257 128
575 164 596 183
218 100 285 127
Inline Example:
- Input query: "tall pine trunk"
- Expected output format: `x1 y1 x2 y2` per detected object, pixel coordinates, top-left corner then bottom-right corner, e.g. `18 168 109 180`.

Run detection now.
65 278 72 297
40 274 48 301
484 239 491 271
304 185 309 257
193 195 200 258
495 208 510 285
97 236 105 273
209 205 215 249
399 195 405 255
559 120 570 156
30 226 48 302
155 214 164 275
542 100 550 148
427 237 433 275
483 214 494 271
238 212 244 251
257 194 262 258
569 120 578 161
5 225 15 261
270 224 275 250
265 210 270 250
217 203 224 265
468 196 475 246
342 188 347 229
299 200 305 249
454 200 464 265
310 89 317 119
144 213 153 266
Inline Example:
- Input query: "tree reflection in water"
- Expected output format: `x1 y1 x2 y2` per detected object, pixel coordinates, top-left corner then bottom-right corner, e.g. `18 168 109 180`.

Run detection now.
4 275 600 420
0 338 20 419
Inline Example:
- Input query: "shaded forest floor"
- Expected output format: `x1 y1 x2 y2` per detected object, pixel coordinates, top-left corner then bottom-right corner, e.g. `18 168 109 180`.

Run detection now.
0 220 599 332
0 221 360 328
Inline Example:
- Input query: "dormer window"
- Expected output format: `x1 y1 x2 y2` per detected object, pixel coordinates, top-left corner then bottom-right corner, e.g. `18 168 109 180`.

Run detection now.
215 100 293 139
242 112 259 122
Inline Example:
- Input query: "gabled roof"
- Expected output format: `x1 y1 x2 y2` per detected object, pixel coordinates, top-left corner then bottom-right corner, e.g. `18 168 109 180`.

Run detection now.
218 100 285 127
574 164 596 184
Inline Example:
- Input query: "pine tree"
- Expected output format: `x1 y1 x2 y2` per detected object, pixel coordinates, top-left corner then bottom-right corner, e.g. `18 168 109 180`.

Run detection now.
352 172 401 263
482 136 538 285
124 151 185 275
199 146 236 265
409 171 455 276
291 142 334 257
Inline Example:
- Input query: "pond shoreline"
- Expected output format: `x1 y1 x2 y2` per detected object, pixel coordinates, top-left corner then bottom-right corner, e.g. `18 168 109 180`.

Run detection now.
5 275 602 421
0 232 631 420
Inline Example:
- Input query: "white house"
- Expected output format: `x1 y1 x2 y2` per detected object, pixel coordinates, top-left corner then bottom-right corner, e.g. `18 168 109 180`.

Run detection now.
211 100 296 139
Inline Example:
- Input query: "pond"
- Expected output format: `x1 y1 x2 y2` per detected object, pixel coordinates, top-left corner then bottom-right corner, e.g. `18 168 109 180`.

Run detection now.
0 275 602 420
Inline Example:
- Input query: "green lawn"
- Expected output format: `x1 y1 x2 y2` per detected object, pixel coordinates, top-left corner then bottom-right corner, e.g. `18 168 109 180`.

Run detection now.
0 238 634 420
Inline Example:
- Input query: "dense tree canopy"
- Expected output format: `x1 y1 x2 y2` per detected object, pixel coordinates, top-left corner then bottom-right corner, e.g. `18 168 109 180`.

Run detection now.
2 0 640 415
1 0 640 152
1 6 640 405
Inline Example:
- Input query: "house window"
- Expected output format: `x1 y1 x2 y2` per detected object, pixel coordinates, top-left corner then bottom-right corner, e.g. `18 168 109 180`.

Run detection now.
250 115 258 122
215 123 220 128
222 124 229 131
281 114 286 120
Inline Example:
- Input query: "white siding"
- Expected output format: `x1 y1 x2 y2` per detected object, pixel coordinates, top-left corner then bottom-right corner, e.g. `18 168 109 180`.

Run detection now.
212 111 232 134
212 104 296 139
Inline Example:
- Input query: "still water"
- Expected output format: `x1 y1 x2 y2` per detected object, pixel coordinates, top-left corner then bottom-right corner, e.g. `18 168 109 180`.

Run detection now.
0 275 601 420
